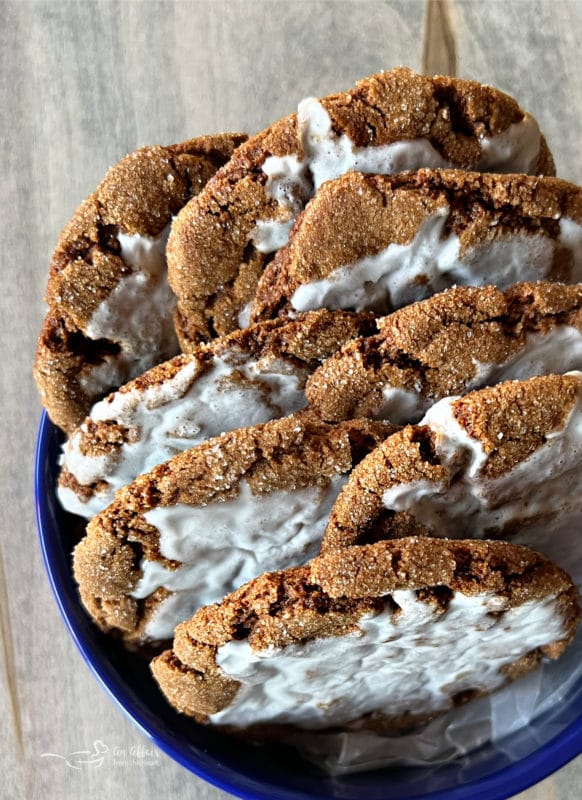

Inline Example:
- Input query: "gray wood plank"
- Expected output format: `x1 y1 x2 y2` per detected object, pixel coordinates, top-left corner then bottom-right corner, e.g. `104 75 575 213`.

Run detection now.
450 0 582 183
423 0 458 75
0 2 425 799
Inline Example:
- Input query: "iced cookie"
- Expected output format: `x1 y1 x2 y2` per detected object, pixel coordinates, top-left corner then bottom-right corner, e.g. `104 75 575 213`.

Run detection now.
167 68 554 346
251 169 582 322
34 133 247 433
322 373 582 551
151 538 579 733
306 282 582 424
73 411 394 645
59 309 375 519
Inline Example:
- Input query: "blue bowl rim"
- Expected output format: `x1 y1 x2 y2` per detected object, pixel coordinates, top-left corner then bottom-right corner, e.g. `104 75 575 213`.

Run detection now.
34 409 582 800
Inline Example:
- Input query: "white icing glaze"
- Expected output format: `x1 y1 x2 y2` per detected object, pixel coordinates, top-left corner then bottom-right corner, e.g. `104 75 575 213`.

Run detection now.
56 485 105 520
289 214 582 315
58 350 307 517
251 99 542 254
381 376 582 538
421 395 490 477
79 226 179 397
134 476 347 640
251 153 312 254
378 325 582 425
211 589 564 729
263 153 312 209
291 211 451 313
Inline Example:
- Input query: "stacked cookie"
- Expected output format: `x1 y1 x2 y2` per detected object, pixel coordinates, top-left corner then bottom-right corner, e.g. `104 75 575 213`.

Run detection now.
35 68 582 742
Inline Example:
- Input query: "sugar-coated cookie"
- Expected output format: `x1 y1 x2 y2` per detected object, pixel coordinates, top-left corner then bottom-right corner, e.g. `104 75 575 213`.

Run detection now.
168 69 554 346
151 539 579 733
322 373 582 550
73 411 394 644
251 170 582 322
34 133 246 433
59 309 375 518
306 282 582 423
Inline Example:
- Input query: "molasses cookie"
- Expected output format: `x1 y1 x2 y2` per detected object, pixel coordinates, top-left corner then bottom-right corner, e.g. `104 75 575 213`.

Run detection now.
73 411 394 645
35 133 246 433
251 169 582 322
168 69 554 346
151 539 579 732
59 309 375 518
322 373 582 551
306 282 582 423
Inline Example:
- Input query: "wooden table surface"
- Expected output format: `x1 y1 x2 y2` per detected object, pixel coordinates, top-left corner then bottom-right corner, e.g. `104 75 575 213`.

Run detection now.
3 1 582 798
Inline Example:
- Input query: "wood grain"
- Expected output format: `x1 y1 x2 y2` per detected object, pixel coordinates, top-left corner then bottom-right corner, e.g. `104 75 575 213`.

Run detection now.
2 1 582 798
423 0 457 76
450 0 582 182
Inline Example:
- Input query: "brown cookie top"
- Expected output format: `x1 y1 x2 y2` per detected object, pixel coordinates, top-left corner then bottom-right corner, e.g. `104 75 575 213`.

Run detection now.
322 373 582 551
58 309 376 519
151 538 579 732
167 68 554 347
306 282 582 423
73 410 395 645
250 169 582 322
34 133 247 433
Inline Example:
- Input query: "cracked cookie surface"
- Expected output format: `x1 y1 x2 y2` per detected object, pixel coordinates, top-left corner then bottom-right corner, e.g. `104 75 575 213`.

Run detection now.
306 282 582 424
59 309 376 518
250 169 582 322
167 68 554 347
73 410 394 645
322 373 582 552
151 538 579 733
34 133 247 433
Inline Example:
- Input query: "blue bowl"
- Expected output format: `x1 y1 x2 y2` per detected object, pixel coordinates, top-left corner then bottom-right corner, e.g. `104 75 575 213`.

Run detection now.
35 410 582 800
